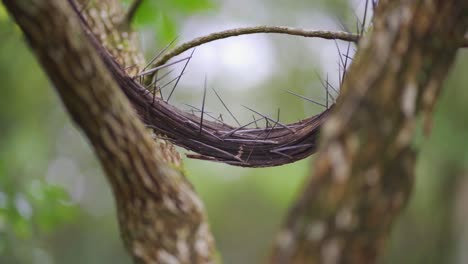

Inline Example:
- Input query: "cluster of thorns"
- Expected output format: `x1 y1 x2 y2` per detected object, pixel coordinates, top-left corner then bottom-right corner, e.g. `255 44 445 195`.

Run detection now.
88 0 374 167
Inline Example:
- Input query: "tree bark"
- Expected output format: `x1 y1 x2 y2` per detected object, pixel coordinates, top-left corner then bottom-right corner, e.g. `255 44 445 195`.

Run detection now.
2 0 217 263
270 1 468 263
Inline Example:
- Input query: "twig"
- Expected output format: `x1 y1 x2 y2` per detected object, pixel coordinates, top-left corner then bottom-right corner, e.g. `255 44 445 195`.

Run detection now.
150 26 360 69
147 26 467 81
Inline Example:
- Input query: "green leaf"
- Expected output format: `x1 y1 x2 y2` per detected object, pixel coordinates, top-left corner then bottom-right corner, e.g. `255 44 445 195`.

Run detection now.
0 3 7 21
156 13 177 43
124 0 215 43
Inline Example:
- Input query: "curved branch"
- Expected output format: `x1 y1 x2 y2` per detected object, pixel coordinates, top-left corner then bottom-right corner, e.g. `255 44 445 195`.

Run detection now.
151 26 360 68
150 27 468 76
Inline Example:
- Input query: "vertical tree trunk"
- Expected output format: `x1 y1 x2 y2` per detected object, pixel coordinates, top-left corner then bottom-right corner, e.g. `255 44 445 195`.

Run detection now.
2 0 217 263
270 1 468 263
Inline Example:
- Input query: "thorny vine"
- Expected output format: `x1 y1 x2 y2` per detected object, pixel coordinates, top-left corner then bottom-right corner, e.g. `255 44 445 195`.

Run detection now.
77 0 467 168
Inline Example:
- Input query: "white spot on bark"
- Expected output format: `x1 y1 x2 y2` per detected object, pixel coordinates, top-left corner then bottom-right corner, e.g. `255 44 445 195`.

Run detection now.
194 223 212 259
176 229 190 263
235 145 244 160
178 183 204 213
335 207 354 230
162 195 179 213
100 10 108 19
365 166 380 186
396 121 415 148
346 135 360 156
321 238 342 264
276 229 294 250
323 117 341 139
157 250 180 264
423 79 438 107
328 143 349 183
402 82 417 117
306 221 327 242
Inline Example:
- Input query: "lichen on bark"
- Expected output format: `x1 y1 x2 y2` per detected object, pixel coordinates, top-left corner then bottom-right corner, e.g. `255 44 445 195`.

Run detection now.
2 0 217 263
270 1 468 263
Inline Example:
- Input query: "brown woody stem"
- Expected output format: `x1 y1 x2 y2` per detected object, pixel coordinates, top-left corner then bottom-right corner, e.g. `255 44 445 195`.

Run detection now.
270 0 468 263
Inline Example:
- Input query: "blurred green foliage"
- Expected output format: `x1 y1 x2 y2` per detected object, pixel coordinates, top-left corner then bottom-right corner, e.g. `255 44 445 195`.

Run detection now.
0 7 79 263
122 0 214 42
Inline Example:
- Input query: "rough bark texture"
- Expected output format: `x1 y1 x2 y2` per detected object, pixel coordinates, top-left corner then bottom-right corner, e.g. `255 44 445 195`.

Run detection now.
75 0 182 166
270 1 468 263
3 0 216 263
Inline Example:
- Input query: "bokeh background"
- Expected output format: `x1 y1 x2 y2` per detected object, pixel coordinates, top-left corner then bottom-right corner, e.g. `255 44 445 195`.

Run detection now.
1 0 468 263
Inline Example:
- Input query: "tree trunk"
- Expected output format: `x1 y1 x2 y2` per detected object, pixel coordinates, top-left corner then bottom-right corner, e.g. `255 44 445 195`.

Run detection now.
2 0 217 263
270 1 468 263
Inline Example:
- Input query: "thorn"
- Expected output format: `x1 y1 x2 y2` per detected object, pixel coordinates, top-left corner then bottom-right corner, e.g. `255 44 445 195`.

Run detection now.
315 71 338 97
341 42 351 86
152 71 158 105
199 75 208 134
184 104 220 122
334 40 346 74
221 116 264 138
264 108 280 139
270 150 293 159
361 0 370 37
336 17 351 34
325 74 339 96
158 71 188 92
167 48 196 102
212 88 241 126
188 139 243 162
241 105 294 133
146 69 175 88
253 115 259 128
272 143 315 152
341 53 354 61
285 90 327 108
355 17 361 37
143 37 178 72
223 138 278 144
325 78 329 109
317 72 336 103
264 117 270 128
137 56 190 77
